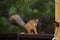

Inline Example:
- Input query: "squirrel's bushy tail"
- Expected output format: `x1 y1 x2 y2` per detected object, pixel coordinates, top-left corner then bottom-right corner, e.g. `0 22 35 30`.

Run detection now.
9 14 25 27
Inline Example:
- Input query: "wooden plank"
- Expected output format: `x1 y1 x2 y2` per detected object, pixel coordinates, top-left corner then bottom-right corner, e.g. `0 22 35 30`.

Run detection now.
55 0 60 22
0 33 17 40
17 34 54 39
0 33 54 40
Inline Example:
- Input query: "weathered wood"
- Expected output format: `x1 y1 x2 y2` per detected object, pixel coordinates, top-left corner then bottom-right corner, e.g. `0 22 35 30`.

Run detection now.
55 0 60 40
0 33 53 40
55 0 60 22
18 34 53 39
0 33 17 40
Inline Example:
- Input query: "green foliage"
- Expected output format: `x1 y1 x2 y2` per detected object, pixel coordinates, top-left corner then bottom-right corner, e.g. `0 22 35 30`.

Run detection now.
0 0 54 33
9 6 17 16
0 17 22 33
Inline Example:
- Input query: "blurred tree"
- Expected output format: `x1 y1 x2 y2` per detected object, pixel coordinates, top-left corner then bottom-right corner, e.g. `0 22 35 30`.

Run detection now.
0 0 54 33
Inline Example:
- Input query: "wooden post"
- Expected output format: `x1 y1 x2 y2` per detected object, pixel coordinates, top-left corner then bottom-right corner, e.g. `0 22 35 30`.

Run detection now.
55 0 60 22
55 0 60 40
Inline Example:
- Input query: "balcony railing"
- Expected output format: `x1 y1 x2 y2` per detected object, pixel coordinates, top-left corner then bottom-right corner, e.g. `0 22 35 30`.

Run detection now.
0 33 54 40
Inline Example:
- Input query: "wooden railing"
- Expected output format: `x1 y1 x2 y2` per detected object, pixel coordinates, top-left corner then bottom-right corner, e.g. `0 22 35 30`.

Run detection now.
0 33 54 40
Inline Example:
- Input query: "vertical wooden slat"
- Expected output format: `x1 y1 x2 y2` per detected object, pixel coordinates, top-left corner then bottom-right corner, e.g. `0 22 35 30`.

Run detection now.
55 0 60 22
55 0 60 40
